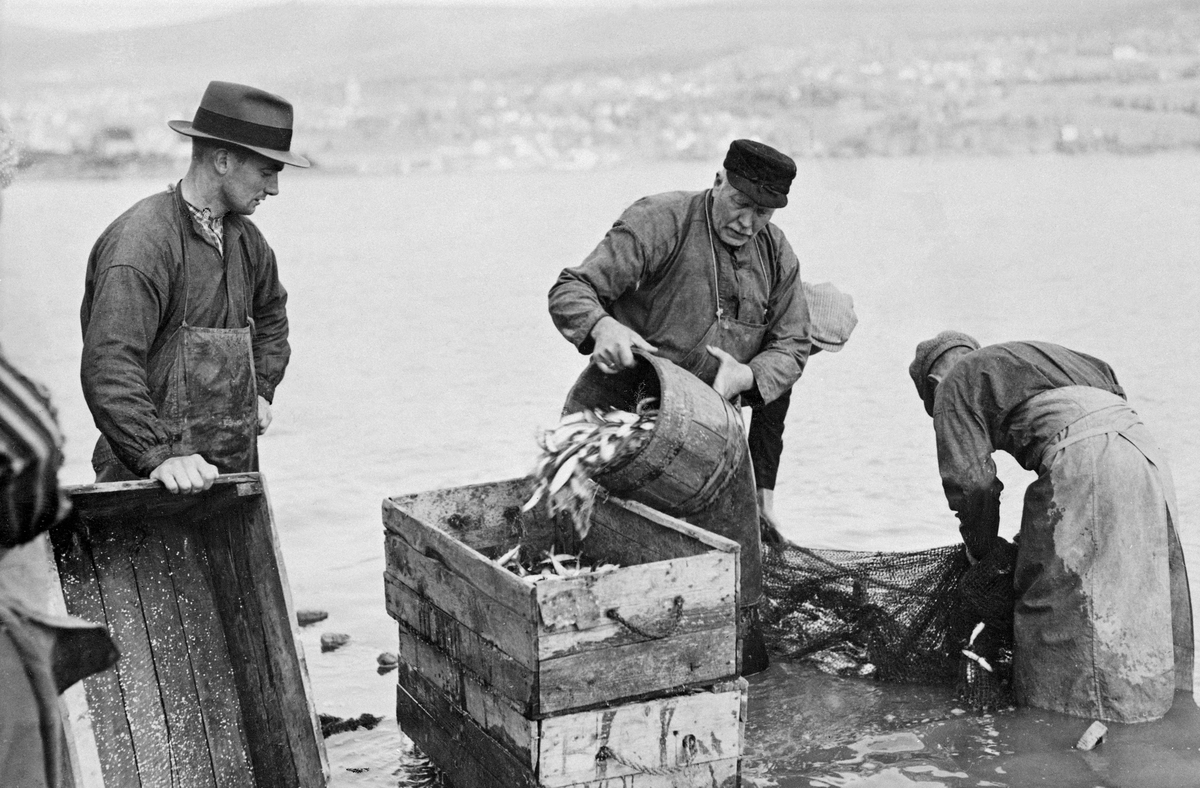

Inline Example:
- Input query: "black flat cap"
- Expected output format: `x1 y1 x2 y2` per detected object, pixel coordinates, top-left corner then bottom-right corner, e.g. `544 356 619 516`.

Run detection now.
723 139 796 208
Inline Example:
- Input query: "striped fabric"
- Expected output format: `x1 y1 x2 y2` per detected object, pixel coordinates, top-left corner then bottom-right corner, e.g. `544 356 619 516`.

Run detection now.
0 350 69 547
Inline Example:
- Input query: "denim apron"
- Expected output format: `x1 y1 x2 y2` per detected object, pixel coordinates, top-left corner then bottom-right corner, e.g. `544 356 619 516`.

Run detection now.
94 200 258 480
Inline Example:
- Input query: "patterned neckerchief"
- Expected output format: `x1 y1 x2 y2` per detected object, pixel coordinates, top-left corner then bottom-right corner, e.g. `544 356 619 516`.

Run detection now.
170 182 224 256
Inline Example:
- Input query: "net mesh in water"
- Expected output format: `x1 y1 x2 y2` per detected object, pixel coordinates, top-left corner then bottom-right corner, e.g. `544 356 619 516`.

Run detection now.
760 539 1016 710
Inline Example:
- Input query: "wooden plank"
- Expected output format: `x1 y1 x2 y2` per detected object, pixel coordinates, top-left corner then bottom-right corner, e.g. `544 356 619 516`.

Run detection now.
536 550 736 653
557 758 741 788
50 523 141 787
396 664 539 788
582 499 737 569
230 494 327 786
384 502 534 618
538 628 738 715
384 536 536 667
537 685 744 787
385 574 536 707
397 624 535 764
62 475 258 524
384 478 530 551
251 478 330 785
202 503 298 788
159 519 254 787
129 526 217 788
87 517 173 787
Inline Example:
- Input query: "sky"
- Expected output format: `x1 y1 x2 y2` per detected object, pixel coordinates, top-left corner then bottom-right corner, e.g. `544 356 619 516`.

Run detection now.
3 0 715 32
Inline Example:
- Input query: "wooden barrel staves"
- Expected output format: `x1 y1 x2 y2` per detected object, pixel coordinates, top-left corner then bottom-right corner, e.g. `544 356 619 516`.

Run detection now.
562 350 746 518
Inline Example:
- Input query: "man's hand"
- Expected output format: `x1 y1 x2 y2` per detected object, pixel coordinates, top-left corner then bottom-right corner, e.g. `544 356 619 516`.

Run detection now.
707 346 755 400
257 395 272 435
590 316 657 374
149 454 219 495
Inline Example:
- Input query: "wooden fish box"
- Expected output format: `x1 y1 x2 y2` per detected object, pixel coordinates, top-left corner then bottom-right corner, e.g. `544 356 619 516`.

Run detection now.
383 477 741 726
51 474 328 788
396 660 747 788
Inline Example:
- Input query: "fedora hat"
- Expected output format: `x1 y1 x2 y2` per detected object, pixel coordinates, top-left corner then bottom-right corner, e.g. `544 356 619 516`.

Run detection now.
169 81 310 168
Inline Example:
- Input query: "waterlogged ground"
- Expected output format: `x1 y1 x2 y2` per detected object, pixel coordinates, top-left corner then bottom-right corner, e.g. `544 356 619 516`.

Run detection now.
319 659 1200 787
741 662 1200 787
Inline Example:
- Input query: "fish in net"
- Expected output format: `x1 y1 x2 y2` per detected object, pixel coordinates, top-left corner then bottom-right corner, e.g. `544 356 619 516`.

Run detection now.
761 537 1016 711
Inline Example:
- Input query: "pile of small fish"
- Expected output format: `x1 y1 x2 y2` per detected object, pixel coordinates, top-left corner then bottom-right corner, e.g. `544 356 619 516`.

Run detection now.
522 398 658 538
494 545 620 582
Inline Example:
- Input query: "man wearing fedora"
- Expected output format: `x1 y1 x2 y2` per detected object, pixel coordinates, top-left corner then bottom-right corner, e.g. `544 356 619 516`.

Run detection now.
548 139 813 672
81 81 309 493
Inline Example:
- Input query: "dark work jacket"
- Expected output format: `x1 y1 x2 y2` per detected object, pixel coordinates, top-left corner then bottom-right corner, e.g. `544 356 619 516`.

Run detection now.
932 341 1124 555
548 190 811 407
80 186 290 477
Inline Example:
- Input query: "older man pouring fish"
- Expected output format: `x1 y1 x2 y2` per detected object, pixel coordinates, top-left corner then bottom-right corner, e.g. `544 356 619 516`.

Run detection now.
548 139 812 673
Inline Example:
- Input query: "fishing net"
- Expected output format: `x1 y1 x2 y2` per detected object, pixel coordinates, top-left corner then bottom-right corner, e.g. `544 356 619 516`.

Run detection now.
761 535 1016 710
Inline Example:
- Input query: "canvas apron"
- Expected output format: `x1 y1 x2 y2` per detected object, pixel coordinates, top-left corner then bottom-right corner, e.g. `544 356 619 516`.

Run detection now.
93 212 258 480
1008 385 1193 723
667 194 771 607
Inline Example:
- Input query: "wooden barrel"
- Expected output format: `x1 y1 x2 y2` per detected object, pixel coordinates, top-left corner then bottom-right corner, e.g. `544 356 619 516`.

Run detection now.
562 350 746 518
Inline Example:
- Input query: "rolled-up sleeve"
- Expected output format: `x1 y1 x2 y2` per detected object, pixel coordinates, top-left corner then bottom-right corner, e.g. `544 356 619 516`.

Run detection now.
744 232 811 406
548 222 646 356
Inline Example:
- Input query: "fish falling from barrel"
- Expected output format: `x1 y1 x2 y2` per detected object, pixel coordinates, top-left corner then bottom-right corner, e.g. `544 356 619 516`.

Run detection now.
523 398 658 538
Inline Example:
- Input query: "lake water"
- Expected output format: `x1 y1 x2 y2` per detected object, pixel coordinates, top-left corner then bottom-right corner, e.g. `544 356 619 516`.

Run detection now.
2 155 1199 786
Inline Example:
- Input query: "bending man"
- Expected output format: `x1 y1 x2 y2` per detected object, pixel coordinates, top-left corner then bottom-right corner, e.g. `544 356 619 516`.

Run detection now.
910 331 1192 722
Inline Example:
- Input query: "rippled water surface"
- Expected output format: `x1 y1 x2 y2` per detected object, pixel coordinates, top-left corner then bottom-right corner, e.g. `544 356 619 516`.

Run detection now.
2 156 1198 786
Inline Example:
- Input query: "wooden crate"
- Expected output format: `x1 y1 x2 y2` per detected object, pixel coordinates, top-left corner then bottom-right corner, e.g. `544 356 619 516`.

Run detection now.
382 477 741 728
396 661 747 788
51 474 328 788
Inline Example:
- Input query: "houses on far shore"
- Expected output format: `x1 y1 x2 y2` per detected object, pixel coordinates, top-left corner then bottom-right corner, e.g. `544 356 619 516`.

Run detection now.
8 16 1200 179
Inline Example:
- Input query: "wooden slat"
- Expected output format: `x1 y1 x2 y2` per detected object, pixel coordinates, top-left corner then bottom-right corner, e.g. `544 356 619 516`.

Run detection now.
228 495 327 786
536 550 736 651
50 524 140 787
385 478 530 550
537 684 744 787
538 628 738 715
202 503 297 787
130 528 217 788
397 625 535 764
583 498 737 568
87 518 173 786
62 475 258 523
384 535 536 666
395 664 539 788
384 502 534 617
385 574 536 707
158 521 254 787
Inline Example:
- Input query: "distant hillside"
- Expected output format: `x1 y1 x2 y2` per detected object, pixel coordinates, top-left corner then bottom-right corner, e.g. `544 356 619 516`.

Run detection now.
5 0 1194 96
5 0 1200 176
